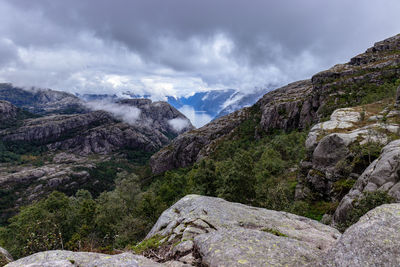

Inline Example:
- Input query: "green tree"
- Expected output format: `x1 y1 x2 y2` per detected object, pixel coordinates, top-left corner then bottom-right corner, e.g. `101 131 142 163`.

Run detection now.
217 150 256 204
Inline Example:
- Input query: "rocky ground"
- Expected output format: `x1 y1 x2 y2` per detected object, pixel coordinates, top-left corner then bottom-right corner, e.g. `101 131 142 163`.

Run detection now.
3 195 400 266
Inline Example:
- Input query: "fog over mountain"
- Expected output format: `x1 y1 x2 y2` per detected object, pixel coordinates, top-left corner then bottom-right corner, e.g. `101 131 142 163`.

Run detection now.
0 0 399 100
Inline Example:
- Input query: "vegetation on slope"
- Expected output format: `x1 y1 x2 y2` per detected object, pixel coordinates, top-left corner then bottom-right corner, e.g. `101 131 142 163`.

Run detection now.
1 57 400 259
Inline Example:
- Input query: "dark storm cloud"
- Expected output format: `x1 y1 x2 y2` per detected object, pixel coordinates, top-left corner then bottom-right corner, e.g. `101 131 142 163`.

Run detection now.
0 0 400 96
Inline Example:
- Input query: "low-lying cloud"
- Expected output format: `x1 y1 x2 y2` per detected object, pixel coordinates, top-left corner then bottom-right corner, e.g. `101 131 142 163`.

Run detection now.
1 1 400 98
168 117 191 132
86 100 141 125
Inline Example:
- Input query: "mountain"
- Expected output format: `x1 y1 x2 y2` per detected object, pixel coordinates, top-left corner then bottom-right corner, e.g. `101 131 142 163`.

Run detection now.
214 87 270 118
0 83 87 115
167 89 237 118
2 34 400 266
78 88 273 127
0 96 193 223
150 34 400 174
167 87 273 122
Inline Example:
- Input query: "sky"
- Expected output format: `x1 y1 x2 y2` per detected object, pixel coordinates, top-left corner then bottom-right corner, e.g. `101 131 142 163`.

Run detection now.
0 0 400 99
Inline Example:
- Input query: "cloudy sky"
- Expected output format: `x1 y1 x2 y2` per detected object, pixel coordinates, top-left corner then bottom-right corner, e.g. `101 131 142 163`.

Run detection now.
0 0 400 99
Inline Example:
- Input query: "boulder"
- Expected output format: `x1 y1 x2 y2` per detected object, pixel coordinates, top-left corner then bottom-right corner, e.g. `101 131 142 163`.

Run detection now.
316 204 400 266
5 250 163 267
298 103 399 200
145 195 340 266
333 140 400 224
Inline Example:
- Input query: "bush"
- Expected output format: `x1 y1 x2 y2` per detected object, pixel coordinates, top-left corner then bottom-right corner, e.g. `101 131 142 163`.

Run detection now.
338 191 395 232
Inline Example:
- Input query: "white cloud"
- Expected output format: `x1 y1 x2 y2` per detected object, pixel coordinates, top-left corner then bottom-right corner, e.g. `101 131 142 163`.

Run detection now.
1 0 400 100
86 100 141 125
168 117 190 132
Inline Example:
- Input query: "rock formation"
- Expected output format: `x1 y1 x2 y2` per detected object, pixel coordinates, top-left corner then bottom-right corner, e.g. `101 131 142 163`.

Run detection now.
144 195 340 266
4 250 165 267
296 105 400 201
5 196 400 266
333 140 400 224
150 34 400 174
316 204 400 266
0 100 193 156
150 108 249 174
0 83 87 115
0 101 17 123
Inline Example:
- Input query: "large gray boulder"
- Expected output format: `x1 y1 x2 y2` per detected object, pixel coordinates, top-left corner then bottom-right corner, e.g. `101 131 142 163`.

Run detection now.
144 195 341 266
333 139 400 224
316 204 400 266
297 102 399 201
5 250 163 267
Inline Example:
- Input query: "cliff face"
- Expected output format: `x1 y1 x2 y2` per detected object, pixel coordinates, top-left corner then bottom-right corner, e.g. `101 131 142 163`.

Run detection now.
0 100 193 224
150 108 249 174
0 101 17 123
150 34 400 174
0 99 193 156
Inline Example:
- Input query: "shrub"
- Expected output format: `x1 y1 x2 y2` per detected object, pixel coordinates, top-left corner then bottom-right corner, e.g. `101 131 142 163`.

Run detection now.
338 191 395 232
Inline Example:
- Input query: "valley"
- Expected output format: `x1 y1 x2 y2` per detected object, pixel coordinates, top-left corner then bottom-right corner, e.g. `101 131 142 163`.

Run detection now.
1 33 400 267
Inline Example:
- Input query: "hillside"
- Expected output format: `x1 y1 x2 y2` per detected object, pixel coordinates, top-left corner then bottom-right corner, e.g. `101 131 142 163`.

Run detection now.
0 98 193 225
1 34 400 266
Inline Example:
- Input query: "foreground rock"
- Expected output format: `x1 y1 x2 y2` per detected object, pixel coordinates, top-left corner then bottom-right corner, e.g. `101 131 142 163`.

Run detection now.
144 195 341 266
316 204 400 266
4 250 164 267
333 139 400 224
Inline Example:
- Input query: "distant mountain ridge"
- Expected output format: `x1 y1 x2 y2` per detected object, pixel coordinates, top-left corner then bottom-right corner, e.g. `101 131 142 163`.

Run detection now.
78 87 274 126
0 83 86 115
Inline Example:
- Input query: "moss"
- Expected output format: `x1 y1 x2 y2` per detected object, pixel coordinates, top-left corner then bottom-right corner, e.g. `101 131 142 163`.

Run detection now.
292 201 339 221
261 228 288 237
333 179 356 193
131 234 165 254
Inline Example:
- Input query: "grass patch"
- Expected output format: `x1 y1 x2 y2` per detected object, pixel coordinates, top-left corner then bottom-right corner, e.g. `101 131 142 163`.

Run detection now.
131 234 165 254
261 228 288 237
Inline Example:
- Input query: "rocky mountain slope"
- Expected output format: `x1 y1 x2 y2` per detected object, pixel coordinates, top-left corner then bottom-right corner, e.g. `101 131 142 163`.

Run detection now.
2 34 400 267
0 99 193 224
3 195 400 266
0 83 87 115
150 34 400 174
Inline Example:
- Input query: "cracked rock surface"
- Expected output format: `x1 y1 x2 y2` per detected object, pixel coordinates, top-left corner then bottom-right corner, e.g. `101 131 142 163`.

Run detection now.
316 204 400 267
145 195 340 266
4 250 163 267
